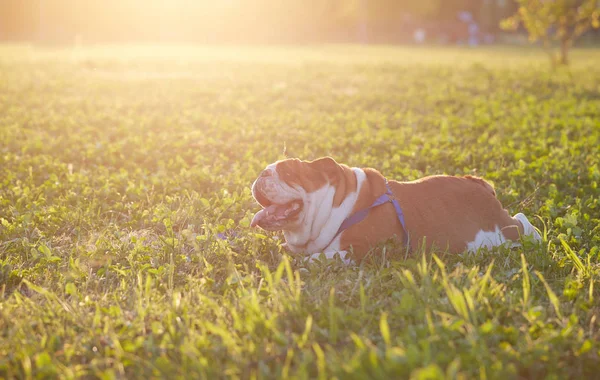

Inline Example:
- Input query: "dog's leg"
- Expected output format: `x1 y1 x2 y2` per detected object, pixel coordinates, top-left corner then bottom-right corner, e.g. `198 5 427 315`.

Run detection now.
467 226 517 251
467 212 542 252
306 250 354 265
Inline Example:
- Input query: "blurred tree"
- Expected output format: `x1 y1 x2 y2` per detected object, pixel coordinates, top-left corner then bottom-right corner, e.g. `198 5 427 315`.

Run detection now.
357 0 451 42
366 0 441 21
2 0 555 45
501 0 600 65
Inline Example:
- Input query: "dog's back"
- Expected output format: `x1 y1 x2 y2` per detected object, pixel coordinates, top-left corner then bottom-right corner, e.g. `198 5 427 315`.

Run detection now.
389 175 520 252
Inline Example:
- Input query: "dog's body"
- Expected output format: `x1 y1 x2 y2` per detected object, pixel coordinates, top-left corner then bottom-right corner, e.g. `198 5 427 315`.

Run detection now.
251 157 540 263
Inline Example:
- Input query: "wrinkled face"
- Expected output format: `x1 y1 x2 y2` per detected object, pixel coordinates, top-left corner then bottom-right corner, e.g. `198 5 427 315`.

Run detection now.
250 158 333 231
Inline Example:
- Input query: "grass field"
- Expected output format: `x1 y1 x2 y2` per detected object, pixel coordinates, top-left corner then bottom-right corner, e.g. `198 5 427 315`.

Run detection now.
1 45 600 379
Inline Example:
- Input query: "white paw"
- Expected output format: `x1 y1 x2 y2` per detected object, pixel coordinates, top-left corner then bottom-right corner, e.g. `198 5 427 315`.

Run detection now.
514 213 542 241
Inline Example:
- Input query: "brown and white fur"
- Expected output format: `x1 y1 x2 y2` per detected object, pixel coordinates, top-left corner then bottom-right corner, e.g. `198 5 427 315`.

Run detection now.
250 157 541 264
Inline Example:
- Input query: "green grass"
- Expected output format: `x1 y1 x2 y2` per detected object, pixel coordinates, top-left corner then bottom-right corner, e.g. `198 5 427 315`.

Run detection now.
1 44 599 379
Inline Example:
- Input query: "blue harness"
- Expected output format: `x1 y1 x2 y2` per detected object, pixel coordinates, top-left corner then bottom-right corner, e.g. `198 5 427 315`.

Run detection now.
334 179 409 246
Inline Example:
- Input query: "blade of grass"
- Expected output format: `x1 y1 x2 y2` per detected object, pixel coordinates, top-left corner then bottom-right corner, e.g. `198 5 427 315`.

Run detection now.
535 271 563 319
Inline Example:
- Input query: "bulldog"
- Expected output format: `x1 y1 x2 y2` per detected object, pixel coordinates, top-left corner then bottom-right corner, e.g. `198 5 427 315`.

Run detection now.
250 157 541 263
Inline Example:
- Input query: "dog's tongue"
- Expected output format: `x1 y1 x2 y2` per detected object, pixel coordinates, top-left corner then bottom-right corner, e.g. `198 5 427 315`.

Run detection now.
251 202 299 228
251 204 285 227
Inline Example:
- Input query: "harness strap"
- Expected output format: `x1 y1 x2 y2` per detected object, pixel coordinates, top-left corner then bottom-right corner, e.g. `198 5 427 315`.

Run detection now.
334 179 409 246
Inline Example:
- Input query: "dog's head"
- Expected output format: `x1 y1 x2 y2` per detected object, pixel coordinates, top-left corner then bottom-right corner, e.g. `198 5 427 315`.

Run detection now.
250 157 345 231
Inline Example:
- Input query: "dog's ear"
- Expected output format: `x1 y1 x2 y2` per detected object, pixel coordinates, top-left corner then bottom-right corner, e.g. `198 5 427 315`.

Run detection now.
307 156 342 185
308 156 356 207
307 156 339 173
